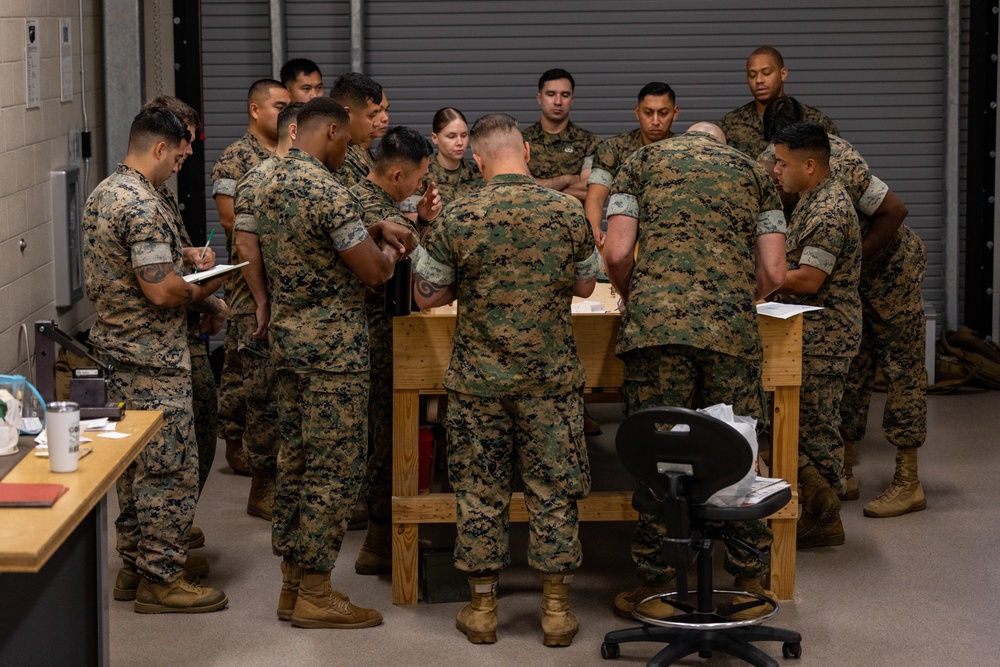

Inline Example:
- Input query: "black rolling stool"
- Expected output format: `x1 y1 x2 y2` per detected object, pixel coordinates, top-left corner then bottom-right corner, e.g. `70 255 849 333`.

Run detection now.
601 407 802 667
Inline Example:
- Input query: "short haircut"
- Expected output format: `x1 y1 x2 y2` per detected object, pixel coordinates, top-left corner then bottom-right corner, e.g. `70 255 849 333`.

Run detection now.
637 82 675 104
432 107 468 134
538 68 575 91
278 102 305 134
279 58 321 86
374 126 434 172
469 113 521 157
749 45 785 68
128 107 191 153
762 96 804 142
295 96 350 133
141 95 201 132
248 78 285 106
330 72 383 109
773 121 830 163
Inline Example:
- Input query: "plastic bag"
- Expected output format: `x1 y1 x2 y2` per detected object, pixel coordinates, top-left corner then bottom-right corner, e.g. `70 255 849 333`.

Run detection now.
697 403 758 507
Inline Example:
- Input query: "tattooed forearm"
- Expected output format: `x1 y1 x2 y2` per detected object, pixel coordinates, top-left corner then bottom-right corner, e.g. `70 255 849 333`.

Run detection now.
136 263 172 284
415 275 447 299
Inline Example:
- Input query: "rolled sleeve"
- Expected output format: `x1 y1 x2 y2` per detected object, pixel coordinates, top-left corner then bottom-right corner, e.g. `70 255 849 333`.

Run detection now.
212 178 237 198
581 155 594 172
858 176 889 217
234 213 257 234
131 242 173 268
587 168 613 188
757 209 787 235
800 245 837 274
331 218 369 252
607 193 639 219
575 248 602 280
414 252 455 286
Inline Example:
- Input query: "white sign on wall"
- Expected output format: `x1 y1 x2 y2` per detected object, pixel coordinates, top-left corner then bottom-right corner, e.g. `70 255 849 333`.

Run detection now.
60 18 73 103
26 19 40 109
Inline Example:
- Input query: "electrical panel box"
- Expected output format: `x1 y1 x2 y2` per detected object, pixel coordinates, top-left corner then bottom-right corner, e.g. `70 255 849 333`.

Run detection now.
52 166 84 307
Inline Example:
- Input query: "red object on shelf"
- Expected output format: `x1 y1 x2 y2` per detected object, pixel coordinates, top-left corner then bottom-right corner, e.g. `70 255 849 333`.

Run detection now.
418 427 434 491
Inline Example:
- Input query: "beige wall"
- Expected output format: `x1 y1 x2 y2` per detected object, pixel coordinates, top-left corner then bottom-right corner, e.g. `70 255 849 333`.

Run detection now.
0 0 104 375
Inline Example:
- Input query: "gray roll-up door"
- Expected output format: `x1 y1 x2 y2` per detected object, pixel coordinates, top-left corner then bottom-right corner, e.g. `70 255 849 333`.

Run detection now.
367 0 949 319
285 0 352 76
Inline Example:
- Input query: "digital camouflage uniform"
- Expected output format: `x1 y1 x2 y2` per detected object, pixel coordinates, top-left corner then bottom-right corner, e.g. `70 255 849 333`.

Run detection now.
760 136 926 451
257 148 372 572
337 144 374 190
719 100 838 158
211 131 271 445
607 131 786 580
350 177 424 523
417 173 601 574
776 174 862 492
158 184 217 494
587 128 671 189
232 157 282 474
522 120 602 180
83 164 197 584
401 154 485 213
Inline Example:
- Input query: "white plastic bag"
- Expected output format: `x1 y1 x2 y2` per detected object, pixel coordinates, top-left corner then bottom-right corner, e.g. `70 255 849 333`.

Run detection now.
697 403 758 506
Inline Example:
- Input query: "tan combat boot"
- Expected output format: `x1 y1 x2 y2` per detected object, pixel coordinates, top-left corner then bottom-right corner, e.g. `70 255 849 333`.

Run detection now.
864 448 926 518
731 576 776 620
225 438 250 476
456 573 499 644
247 468 276 520
354 521 391 575
797 464 841 528
839 439 859 501
188 526 206 550
277 559 302 621
290 569 382 629
113 562 201 601
133 576 228 614
613 577 676 620
541 573 579 647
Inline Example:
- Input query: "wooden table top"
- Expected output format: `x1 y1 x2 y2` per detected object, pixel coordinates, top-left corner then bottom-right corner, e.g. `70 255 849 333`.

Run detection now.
0 410 162 573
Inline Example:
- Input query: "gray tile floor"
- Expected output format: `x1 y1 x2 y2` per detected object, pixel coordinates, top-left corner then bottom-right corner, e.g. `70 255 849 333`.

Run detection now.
107 391 1000 666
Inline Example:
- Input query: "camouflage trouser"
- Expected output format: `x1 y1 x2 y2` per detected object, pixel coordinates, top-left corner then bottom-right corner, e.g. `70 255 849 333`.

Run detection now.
799 355 850 493
445 388 591 574
621 345 771 580
233 313 280 472
189 343 218 495
839 300 927 450
217 323 246 442
104 359 198 583
363 303 393 522
271 369 369 572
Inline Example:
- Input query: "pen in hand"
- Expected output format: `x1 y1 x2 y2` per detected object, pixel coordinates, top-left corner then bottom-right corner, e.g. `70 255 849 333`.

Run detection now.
195 229 215 272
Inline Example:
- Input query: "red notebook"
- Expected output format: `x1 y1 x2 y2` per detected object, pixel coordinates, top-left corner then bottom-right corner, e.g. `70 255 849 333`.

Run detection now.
0 483 69 507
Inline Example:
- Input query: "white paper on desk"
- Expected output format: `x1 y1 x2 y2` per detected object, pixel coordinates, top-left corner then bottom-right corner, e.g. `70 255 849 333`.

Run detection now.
81 418 109 431
35 431 93 447
571 300 606 314
97 431 131 440
85 421 117 432
756 302 824 319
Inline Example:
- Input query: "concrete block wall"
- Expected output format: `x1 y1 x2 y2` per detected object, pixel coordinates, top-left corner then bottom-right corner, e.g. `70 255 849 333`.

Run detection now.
0 0 104 375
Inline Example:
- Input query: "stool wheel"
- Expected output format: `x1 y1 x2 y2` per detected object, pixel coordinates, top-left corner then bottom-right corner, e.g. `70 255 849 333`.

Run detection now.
601 641 620 659
782 641 802 659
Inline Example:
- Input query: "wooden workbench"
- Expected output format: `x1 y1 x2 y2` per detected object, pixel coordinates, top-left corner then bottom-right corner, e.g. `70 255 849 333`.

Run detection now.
391 301 801 605
0 410 162 667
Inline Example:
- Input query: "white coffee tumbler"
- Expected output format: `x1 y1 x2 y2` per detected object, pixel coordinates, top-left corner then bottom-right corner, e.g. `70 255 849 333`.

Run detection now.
47 401 80 473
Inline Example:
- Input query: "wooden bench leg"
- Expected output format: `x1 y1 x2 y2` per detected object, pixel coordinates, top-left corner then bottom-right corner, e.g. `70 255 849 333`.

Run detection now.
392 388 421 605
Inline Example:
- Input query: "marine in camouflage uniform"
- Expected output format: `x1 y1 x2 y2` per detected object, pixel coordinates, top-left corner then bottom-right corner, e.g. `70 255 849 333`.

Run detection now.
350 177 424 523
776 174 862 492
587 128 670 190
233 158 282 478
256 147 373 572
522 120 601 181
211 130 271 447
337 143 374 190
83 164 198 584
158 184 217 493
416 172 601 575
606 129 787 585
401 154 485 213
721 100 837 158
